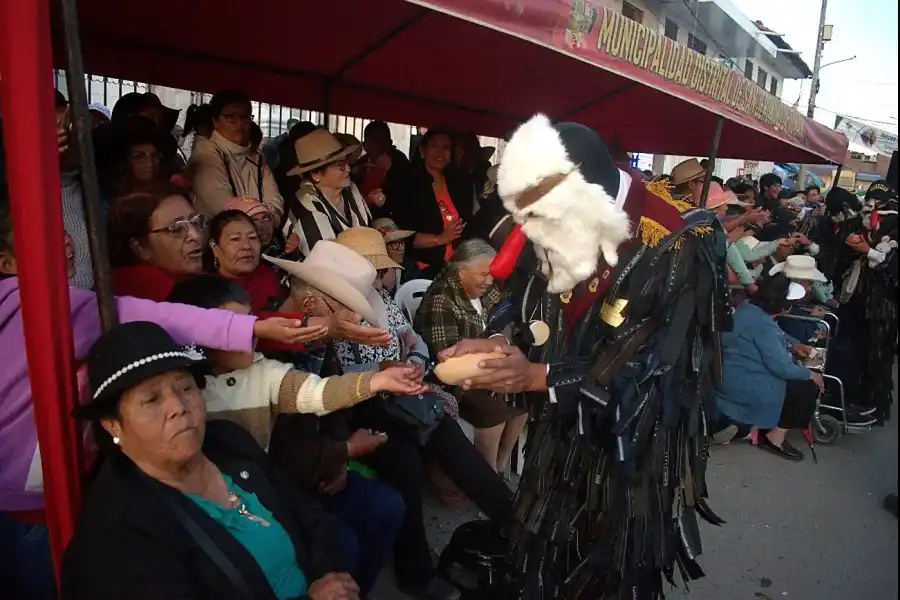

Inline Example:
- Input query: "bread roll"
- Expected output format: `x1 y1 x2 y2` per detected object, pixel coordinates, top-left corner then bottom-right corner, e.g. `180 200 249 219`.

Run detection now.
434 352 507 386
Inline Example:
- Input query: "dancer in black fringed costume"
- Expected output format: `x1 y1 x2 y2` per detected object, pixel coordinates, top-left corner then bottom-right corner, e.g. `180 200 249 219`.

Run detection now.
437 116 730 599
842 180 898 423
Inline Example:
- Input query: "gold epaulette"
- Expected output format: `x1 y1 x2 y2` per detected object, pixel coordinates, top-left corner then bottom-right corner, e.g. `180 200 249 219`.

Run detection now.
637 216 670 248
645 179 694 213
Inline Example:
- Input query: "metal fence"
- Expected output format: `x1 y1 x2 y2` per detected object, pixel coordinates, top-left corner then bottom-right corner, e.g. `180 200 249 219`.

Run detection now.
54 72 500 158
54 72 150 112
194 92 373 141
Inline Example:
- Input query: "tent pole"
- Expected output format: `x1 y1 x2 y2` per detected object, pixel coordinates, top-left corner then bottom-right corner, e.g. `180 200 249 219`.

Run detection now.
323 83 332 130
831 164 844 190
1 0 84 579
699 117 725 209
58 0 119 331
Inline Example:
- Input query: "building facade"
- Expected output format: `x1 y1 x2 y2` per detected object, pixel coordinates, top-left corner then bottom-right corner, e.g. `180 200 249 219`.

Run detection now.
598 0 812 179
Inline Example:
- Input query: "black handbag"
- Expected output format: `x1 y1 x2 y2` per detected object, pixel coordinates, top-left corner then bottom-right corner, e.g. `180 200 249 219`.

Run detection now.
382 390 446 446
349 344 444 445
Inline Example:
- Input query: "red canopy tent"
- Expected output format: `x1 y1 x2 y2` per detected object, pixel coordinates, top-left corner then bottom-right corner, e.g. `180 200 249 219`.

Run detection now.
68 0 847 163
2 0 848 584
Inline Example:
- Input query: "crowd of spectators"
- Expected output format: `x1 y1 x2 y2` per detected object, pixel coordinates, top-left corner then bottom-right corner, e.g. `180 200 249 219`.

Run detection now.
0 87 896 600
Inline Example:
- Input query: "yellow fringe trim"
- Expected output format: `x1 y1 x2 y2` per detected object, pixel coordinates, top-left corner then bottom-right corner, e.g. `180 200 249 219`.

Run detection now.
645 179 694 213
638 216 670 248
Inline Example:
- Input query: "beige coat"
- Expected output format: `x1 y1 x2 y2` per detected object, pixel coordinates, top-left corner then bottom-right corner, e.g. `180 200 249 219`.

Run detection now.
188 131 284 218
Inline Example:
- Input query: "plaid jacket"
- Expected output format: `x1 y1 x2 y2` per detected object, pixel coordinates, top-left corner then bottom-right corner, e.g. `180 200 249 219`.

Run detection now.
416 268 502 356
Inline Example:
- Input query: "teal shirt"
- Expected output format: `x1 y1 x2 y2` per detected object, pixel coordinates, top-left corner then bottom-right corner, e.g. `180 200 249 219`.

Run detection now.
187 475 308 599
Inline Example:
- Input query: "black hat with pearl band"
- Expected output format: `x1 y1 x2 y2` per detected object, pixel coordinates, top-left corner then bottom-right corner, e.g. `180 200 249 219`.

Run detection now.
72 322 208 419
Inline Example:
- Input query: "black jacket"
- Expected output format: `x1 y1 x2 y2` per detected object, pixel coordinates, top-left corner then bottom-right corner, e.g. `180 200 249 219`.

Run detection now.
391 164 476 272
61 420 344 600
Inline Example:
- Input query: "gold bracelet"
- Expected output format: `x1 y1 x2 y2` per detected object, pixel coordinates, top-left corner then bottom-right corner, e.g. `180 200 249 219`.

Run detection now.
355 374 364 398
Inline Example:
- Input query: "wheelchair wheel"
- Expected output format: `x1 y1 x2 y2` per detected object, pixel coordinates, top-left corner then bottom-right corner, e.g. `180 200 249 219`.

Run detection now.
814 415 842 445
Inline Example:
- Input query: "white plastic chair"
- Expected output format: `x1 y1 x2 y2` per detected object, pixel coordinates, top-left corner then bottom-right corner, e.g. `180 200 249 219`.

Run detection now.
394 279 432 323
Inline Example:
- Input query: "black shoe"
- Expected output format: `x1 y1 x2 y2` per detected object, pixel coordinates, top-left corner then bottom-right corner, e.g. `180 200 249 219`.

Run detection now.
885 494 899 518
400 576 461 600
759 435 804 462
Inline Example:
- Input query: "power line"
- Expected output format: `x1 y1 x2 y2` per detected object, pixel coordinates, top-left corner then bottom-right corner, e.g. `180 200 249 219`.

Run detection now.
814 106 898 127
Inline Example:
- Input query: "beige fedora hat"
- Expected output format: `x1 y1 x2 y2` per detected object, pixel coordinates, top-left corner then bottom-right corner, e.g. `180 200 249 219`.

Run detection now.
336 227 403 271
671 158 706 186
725 190 751 208
768 254 827 282
287 129 360 176
263 241 387 328
371 218 415 244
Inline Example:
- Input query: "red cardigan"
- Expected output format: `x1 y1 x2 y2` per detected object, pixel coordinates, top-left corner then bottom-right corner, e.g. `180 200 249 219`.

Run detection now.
111 265 180 302
227 265 283 313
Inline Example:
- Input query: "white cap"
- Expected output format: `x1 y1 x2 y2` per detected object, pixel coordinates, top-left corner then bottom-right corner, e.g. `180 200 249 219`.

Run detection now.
88 103 112 120
786 282 807 301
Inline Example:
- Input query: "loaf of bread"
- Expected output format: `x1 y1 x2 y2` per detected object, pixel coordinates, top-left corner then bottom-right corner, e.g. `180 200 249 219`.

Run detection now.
433 352 507 386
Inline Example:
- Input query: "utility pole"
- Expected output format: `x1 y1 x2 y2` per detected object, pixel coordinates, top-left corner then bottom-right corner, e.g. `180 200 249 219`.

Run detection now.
796 0 828 191
807 0 828 119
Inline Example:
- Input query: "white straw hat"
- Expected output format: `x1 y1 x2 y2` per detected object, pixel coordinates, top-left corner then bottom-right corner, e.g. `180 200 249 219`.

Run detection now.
768 254 827 282
264 241 387 328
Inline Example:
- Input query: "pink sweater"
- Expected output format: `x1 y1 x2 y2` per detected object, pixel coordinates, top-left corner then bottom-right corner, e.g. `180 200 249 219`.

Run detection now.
0 277 257 511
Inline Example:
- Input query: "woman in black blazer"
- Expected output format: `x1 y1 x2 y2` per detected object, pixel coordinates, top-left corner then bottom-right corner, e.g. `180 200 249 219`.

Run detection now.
62 322 358 600
390 128 476 279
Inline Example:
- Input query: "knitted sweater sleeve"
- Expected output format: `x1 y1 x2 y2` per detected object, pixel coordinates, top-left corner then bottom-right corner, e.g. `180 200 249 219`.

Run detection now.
277 370 377 416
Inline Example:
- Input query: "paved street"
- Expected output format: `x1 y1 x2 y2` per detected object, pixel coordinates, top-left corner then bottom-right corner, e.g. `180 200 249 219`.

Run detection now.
375 366 898 600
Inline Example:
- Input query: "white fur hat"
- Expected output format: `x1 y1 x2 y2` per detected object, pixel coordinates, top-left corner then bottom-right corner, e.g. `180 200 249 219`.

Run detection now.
497 114 631 292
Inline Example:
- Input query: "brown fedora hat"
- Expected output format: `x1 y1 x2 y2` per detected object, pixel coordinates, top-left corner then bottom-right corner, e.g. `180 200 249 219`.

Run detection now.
671 158 706 186
287 129 359 176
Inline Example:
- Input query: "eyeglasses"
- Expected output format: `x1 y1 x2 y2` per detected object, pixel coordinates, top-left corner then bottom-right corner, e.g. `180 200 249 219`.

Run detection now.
219 113 253 125
252 213 274 225
326 159 350 171
149 214 207 239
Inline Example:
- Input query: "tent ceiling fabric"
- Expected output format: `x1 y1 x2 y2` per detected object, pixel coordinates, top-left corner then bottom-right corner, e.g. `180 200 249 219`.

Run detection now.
53 0 847 164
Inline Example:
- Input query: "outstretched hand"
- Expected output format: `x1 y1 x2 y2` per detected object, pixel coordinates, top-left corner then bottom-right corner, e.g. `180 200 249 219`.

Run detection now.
330 310 392 347
371 364 429 395
253 318 328 346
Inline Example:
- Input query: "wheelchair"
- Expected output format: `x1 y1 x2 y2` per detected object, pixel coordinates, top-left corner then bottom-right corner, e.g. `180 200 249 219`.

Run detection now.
778 310 876 445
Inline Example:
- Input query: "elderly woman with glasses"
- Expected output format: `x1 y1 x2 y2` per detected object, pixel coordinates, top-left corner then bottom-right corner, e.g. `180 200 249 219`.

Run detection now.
108 183 210 301
187 89 284 220
288 129 372 259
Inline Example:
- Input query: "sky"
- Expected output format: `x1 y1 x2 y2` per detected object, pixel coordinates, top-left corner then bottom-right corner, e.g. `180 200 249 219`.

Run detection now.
730 0 898 133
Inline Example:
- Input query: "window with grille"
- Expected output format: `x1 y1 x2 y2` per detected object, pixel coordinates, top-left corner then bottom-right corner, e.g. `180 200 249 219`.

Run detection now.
769 77 778 96
757 67 769 89
664 18 678 40
687 33 707 55
622 1 644 24
744 60 754 79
